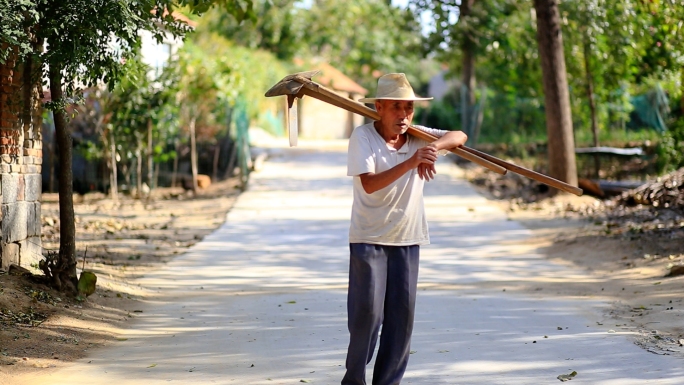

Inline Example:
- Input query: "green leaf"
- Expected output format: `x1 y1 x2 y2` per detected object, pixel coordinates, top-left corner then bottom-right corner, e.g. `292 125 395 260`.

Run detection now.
557 371 578 382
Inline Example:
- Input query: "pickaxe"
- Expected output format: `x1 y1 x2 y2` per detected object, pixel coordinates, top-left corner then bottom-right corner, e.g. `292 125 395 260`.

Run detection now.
265 71 582 196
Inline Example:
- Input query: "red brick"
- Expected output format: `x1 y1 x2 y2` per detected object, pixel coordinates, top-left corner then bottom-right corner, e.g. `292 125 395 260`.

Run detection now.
0 85 18 94
25 148 40 157
0 111 18 121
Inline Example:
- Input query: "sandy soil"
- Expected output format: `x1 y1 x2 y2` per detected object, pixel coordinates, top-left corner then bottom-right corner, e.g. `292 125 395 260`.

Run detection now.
0 178 241 380
1 163 683 383
491 194 684 357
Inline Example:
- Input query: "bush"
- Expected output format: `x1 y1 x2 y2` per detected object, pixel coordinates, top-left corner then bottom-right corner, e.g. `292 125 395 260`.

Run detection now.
415 99 460 131
655 118 684 173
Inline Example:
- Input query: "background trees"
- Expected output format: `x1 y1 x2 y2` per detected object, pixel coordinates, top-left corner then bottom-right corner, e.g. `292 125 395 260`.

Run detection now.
300 0 425 90
2 0 683 291
205 0 426 90
1 0 255 293
409 0 684 176
533 0 577 186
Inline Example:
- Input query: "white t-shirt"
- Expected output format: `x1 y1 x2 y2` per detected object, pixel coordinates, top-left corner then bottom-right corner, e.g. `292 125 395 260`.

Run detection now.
347 123 448 246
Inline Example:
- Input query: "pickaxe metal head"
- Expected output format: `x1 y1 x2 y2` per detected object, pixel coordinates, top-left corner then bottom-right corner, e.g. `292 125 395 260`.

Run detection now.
264 70 320 98
265 70 321 146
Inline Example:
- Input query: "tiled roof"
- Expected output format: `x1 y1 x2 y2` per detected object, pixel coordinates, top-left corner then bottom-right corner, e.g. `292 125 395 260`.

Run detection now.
169 11 197 28
294 60 368 95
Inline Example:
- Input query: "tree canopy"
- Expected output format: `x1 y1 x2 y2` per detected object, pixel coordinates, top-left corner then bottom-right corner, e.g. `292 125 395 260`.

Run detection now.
0 0 257 293
203 0 426 90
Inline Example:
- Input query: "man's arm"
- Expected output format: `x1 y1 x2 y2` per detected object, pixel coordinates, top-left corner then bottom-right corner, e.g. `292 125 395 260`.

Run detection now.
359 145 440 194
430 130 468 151
359 130 469 193
416 130 468 181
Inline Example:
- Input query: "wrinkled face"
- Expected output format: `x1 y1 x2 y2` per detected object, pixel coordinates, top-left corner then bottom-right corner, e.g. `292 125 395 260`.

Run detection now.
375 100 414 135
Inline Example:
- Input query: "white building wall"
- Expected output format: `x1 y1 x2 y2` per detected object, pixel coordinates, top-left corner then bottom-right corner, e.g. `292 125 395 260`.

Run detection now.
139 30 182 78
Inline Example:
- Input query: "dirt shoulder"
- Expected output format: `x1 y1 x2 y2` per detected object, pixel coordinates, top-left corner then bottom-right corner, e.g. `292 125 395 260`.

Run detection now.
462 157 684 357
0 178 241 381
490 193 684 357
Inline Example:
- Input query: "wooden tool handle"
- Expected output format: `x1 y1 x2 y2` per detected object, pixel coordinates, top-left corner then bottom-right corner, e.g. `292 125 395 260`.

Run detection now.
295 76 582 195
299 83 507 175
404 127 507 175
460 146 583 196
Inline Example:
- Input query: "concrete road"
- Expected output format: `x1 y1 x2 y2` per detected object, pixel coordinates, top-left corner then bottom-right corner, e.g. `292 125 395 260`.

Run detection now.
21 145 684 384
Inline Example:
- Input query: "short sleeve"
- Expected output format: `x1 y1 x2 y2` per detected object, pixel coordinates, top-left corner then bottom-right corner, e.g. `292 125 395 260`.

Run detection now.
412 124 449 138
347 126 375 176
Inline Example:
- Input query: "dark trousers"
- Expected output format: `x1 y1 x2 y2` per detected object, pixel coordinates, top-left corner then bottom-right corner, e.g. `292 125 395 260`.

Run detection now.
342 243 420 385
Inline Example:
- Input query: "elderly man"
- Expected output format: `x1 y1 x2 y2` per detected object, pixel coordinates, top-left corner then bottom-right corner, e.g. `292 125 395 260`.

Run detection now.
343 73 467 385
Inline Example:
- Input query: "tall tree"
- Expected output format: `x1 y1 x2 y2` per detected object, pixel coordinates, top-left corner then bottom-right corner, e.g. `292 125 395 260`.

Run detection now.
410 0 520 142
303 0 424 90
533 0 577 188
458 0 477 144
105 57 163 198
208 0 426 91
204 0 301 60
561 0 633 140
30 0 255 293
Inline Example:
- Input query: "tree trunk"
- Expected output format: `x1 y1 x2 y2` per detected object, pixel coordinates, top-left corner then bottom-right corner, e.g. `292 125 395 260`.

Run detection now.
48 132 55 192
681 67 684 116
121 163 130 189
225 138 237 179
460 0 477 144
533 0 578 189
147 118 154 190
582 30 600 178
110 129 118 201
136 147 142 198
472 86 486 146
48 64 78 293
212 141 220 183
154 162 160 189
189 117 198 194
172 138 179 188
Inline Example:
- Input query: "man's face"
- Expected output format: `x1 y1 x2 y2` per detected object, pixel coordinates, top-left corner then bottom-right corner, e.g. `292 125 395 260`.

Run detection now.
376 100 414 135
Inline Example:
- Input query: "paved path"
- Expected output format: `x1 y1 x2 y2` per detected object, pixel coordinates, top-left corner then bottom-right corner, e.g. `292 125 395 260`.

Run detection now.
21 146 684 384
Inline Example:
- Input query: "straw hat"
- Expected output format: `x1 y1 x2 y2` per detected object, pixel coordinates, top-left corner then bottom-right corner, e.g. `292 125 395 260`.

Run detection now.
358 73 433 103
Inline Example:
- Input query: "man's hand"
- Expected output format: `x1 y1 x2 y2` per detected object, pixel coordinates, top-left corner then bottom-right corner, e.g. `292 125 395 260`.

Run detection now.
410 144 438 181
360 144 439 193
410 144 439 168
417 163 436 181
413 131 467 182
359 133 465 193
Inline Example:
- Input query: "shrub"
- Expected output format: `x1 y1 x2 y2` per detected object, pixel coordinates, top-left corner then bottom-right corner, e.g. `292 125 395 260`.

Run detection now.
655 118 684 173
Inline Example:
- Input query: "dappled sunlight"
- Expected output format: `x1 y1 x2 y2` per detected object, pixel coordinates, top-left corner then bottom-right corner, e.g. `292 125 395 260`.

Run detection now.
20 149 684 384
22 292 350 385
406 291 684 384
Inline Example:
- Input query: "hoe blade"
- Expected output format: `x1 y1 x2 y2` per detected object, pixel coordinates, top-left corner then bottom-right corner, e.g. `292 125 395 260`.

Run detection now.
286 94 298 147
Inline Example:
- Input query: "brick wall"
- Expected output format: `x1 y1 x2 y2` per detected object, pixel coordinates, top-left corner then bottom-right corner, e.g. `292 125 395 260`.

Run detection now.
0 45 43 272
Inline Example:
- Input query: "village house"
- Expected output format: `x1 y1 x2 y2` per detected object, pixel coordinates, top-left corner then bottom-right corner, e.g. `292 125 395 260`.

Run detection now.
292 61 368 140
